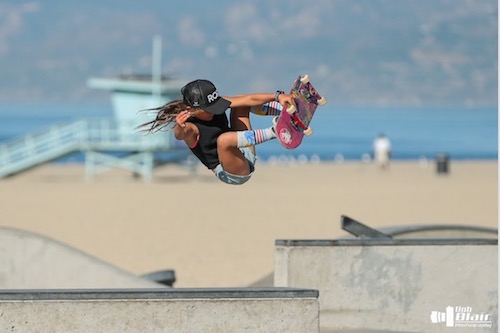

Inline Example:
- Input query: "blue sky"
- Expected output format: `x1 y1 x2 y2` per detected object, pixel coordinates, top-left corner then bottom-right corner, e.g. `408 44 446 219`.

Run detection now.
0 0 496 106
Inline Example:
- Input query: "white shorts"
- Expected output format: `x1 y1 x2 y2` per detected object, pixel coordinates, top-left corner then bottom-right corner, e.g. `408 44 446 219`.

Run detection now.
213 148 257 185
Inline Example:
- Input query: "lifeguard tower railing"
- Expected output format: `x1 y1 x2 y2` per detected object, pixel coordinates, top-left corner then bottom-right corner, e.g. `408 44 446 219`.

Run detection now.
0 119 191 181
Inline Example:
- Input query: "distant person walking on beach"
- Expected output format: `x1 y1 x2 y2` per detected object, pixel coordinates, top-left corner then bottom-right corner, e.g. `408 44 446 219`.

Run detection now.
373 133 392 169
138 79 294 185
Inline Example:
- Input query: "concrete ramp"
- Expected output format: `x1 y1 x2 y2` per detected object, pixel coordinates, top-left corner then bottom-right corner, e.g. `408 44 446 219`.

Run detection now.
0 227 161 288
275 238 497 332
0 288 319 332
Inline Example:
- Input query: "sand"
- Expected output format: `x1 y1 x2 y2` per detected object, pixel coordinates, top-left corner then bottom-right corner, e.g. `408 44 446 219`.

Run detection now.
0 160 497 288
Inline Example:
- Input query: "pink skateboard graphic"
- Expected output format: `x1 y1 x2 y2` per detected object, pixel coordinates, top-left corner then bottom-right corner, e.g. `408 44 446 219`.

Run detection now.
275 75 327 149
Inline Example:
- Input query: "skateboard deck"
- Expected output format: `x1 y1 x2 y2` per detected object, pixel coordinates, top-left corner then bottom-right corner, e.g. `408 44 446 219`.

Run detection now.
275 75 327 149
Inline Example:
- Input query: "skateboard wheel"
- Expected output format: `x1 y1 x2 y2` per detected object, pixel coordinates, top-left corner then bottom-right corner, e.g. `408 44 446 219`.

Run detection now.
286 105 296 115
304 127 313 136
317 96 327 106
300 75 310 84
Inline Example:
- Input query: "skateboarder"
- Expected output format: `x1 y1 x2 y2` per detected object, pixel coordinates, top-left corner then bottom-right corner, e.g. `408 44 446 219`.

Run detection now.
138 79 294 185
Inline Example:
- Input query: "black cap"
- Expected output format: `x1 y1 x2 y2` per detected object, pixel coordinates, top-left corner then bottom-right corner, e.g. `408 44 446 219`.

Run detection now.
181 79 231 115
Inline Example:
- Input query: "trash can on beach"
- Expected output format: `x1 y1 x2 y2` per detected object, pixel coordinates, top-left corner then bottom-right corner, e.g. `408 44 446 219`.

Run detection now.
436 153 449 174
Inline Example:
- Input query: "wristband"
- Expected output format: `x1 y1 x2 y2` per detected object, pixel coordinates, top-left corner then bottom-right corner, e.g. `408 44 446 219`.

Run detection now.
274 90 284 102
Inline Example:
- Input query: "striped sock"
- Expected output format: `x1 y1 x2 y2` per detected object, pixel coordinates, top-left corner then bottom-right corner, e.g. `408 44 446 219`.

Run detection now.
236 127 276 148
250 101 282 116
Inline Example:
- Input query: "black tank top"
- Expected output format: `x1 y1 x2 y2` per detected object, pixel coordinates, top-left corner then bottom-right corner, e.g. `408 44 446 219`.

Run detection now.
187 114 229 169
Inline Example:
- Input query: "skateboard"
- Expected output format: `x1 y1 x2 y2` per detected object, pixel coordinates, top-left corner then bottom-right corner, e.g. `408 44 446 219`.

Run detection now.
274 75 327 149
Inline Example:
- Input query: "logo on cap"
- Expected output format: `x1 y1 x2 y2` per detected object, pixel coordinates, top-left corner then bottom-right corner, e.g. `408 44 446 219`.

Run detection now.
207 91 219 104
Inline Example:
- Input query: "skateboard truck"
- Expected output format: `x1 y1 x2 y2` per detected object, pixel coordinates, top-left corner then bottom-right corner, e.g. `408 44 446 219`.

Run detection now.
285 106 308 131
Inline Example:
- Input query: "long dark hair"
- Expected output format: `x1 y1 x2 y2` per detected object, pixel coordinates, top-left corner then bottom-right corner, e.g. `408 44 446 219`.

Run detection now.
137 99 188 133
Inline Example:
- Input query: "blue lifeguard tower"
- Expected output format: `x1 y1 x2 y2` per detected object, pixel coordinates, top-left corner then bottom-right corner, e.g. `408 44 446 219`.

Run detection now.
85 35 191 181
0 36 190 181
84 74 188 181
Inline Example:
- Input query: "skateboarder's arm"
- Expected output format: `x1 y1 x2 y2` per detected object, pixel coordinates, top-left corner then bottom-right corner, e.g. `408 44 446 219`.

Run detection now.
174 110 200 148
225 93 295 108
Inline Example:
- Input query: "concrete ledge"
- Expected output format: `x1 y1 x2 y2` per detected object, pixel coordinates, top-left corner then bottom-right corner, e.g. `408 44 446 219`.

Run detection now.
0 288 319 332
275 238 497 332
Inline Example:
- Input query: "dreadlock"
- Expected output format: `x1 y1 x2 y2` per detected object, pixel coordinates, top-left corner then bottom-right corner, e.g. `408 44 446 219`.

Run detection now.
137 100 188 133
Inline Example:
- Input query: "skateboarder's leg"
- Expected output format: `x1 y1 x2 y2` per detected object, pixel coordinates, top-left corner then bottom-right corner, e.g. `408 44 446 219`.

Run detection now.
216 107 275 176
250 101 282 116
230 106 276 150
216 107 254 176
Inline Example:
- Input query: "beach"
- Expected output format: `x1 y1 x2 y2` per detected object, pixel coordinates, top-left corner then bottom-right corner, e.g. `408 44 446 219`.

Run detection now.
0 160 497 288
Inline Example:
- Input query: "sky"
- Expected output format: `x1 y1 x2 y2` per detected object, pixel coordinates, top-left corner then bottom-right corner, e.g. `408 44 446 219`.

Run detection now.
0 0 497 106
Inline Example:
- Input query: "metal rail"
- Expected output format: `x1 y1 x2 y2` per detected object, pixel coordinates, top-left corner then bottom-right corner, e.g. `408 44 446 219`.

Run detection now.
0 119 186 180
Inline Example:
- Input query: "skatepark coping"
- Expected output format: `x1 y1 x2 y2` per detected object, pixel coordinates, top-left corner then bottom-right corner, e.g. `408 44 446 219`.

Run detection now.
275 238 497 247
0 287 319 301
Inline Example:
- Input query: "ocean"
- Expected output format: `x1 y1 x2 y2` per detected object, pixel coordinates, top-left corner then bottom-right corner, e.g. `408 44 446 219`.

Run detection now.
0 102 497 163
